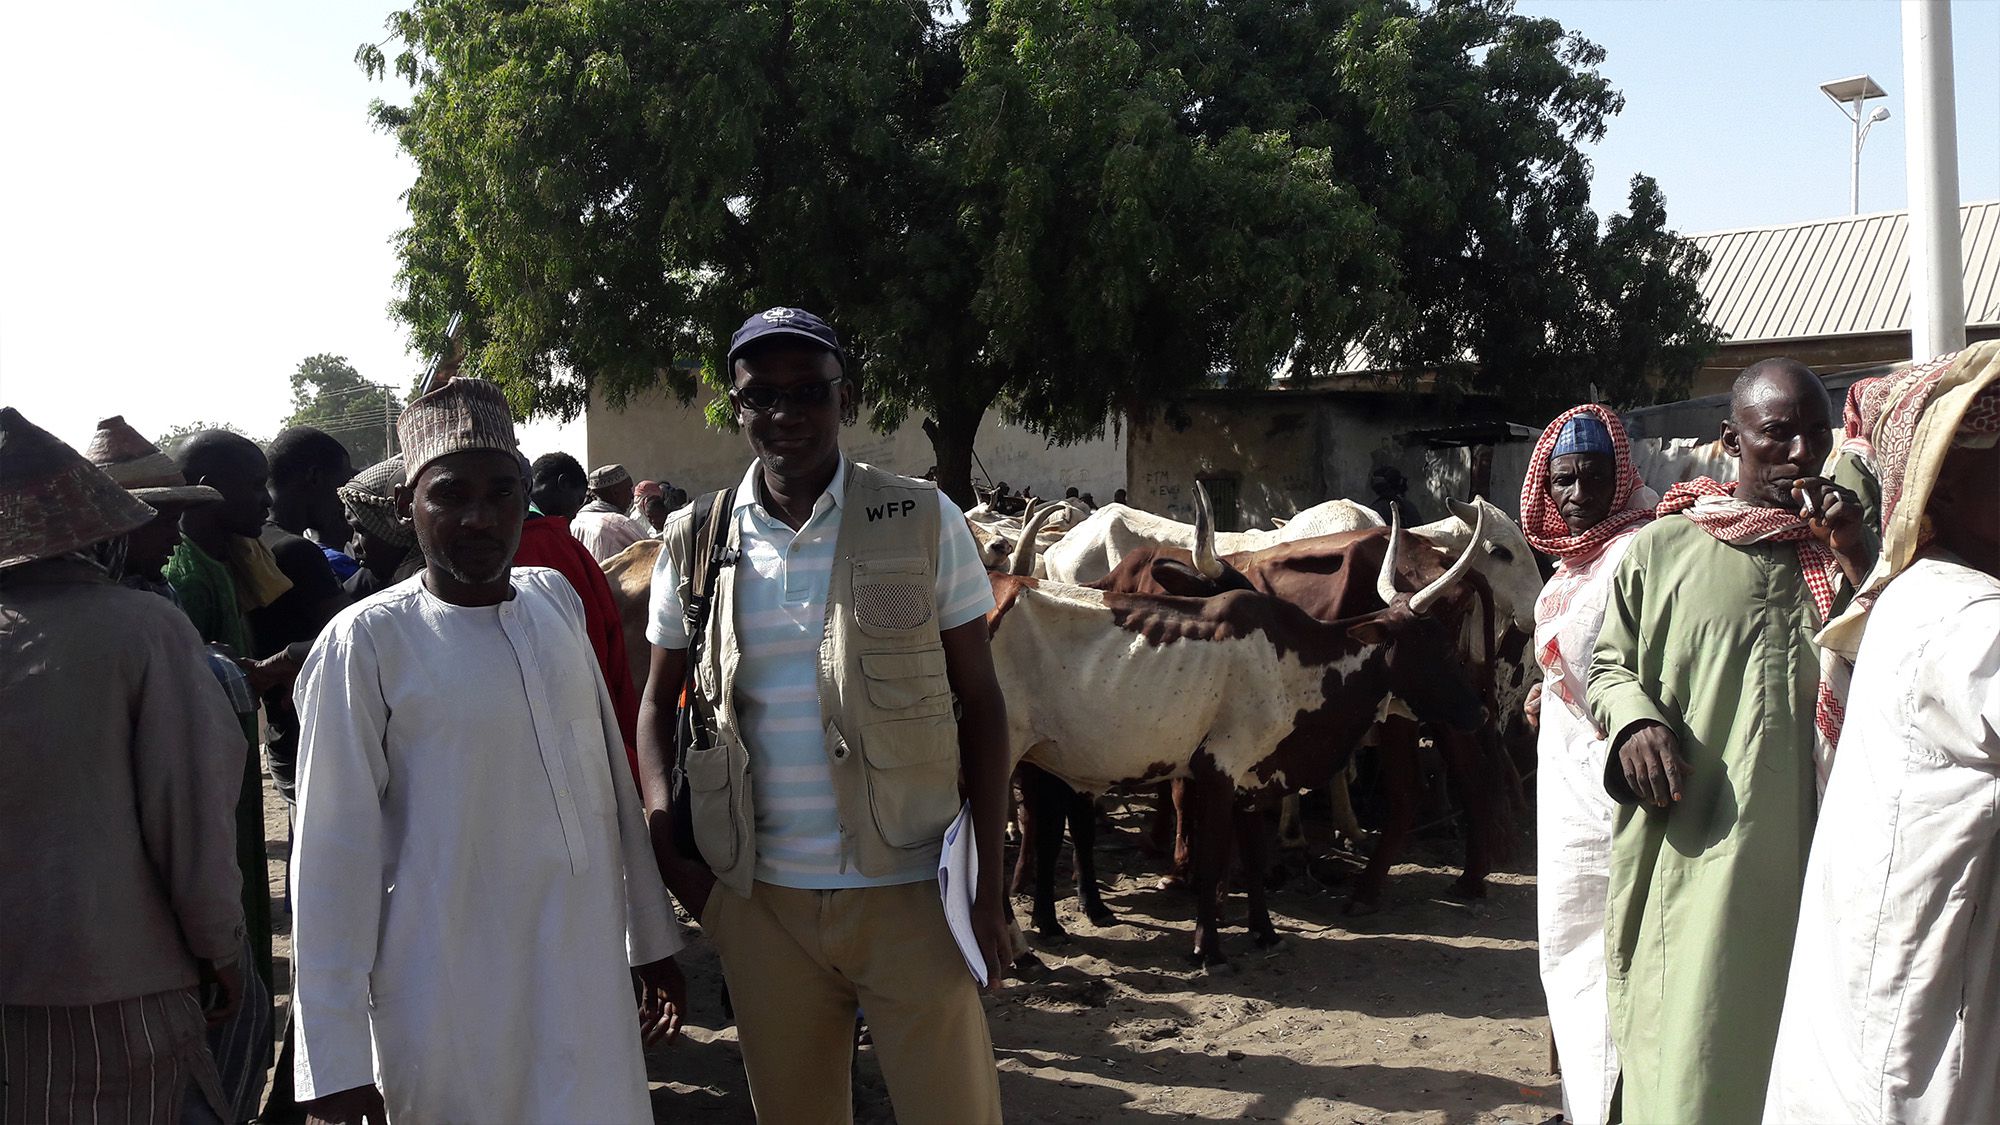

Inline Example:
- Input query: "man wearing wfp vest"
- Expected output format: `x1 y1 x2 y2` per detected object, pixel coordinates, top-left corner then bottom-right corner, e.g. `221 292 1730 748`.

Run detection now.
637 307 1010 1123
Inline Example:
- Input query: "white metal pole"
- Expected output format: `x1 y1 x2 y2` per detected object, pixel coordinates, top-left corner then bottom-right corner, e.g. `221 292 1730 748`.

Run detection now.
1902 0 1967 360
1851 99 1862 215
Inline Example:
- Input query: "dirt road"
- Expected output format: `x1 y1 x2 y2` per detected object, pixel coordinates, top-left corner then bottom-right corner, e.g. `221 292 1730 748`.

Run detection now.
265 787 1556 1124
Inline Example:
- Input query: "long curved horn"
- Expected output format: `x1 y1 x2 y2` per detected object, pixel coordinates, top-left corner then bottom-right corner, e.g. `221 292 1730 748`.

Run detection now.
1408 502 1486 616
1192 482 1223 579
1009 502 1063 576
1376 502 1403 606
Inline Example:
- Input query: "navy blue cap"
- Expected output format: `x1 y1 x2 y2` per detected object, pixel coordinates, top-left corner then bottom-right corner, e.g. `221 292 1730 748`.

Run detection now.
1549 414 1614 461
726 307 843 371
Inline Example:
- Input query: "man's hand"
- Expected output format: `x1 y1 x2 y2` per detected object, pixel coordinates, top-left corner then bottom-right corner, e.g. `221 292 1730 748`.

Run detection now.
1793 476 1870 585
303 1084 387 1125
1618 721 1690 809
1523 681 1543 733
971 889 1010 995
195 956 243 1029
237 650 300 696
633 956 687 1046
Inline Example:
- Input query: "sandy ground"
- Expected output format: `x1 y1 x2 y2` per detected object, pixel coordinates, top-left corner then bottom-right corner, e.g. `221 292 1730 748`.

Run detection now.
264 783 1558 1124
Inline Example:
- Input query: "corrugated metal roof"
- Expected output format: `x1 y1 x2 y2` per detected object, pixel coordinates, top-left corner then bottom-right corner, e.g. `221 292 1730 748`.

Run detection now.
1690 200 2000 344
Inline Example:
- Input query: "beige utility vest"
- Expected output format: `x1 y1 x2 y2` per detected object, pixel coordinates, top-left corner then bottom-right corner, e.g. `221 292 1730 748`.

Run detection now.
680 461 963 897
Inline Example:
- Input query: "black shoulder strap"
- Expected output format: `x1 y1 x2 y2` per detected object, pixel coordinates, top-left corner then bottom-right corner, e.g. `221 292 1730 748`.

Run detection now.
679 487 738 661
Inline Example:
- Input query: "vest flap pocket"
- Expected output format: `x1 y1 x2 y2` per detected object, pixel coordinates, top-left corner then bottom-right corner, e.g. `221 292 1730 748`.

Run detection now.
684 746 733 792
860 650 951 711
860 716 960 848
853 556 928 579
860 715 957 770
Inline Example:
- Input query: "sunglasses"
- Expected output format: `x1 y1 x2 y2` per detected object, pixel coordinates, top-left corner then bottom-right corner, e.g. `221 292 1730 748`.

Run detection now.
730 377 843 414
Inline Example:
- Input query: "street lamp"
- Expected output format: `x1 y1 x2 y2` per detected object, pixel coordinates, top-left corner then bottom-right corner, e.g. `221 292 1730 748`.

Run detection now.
1820 74 1891 215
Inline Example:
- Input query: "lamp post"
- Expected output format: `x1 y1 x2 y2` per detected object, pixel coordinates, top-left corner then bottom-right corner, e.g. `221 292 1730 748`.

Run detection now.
1819 74 1889 215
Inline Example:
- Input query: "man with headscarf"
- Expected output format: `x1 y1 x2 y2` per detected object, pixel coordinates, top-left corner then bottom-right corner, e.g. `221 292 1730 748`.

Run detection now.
0 409 245 1124
336 456 422 600
1586 357 1877 1123
86 415 276 1122
633 479 669 533
571 463 652 561
1519 406 1657 1125
288 379 685 1124
1764 341 2000 1125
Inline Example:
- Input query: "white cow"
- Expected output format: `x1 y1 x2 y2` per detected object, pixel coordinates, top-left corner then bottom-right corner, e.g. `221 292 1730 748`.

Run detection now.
1039 498 1384 585
967 498 1090 573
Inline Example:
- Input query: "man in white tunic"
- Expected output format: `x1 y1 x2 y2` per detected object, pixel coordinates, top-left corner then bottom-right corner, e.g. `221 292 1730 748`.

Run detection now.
1519 406 1656 1125
290 378 686 1124
1766 342 2000 1124
572 463 653 561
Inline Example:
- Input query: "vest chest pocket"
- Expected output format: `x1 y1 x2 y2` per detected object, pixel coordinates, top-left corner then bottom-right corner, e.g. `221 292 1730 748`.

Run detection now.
860 649 953 714
851 556 935 637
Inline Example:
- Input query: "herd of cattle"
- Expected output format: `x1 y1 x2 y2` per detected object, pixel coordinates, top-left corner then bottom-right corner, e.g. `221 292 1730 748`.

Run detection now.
603 477 1560 972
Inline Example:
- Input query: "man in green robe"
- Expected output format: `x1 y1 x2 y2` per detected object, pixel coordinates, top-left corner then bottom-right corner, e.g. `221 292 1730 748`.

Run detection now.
1587 359 1875 1124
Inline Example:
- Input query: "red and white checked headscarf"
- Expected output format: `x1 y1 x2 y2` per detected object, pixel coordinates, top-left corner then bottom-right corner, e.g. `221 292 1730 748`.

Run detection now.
1520 404 1657 563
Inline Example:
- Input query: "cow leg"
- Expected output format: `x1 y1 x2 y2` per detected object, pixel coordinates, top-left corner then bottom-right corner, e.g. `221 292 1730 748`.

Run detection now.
1328 761 1369 853
1353 716 1420 912
1157 779 1193 892
1065 787 1118 927
1020 764 1072 942
1184 770 1236 971
1436 727 1494 900
1234 798 1280 949
1276 793 1307 850
1008 772 1035 896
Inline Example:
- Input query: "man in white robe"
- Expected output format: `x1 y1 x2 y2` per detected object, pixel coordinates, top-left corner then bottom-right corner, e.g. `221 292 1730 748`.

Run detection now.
1519 406 1656 1125
572 463 653 561
290 379 685 1124
1766 343 2000 1124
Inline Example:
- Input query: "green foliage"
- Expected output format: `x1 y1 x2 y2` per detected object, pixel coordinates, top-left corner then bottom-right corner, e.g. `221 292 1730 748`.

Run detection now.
157 420 261 451
283 354 404 466
364 0 1716 501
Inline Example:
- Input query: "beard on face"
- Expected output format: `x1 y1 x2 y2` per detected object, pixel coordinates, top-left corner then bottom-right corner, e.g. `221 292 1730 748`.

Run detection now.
415 523 512 586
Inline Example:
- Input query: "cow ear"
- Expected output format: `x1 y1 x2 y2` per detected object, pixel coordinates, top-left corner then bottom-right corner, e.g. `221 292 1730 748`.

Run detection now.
1346 617 1393 646
1150 558 1223 598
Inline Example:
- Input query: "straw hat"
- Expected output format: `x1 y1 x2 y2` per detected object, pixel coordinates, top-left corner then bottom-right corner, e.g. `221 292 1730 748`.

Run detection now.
83 416 225 507
1 408 159 569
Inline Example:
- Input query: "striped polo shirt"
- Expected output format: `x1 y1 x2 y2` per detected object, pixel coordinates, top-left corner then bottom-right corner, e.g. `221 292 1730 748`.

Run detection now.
646 457 995 888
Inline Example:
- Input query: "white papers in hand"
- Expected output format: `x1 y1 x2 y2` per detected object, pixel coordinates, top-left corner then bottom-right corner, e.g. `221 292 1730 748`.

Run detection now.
938 801 987 986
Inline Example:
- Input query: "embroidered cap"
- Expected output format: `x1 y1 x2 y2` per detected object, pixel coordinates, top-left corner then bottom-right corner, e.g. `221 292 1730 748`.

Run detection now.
587 463 632 490
83 415 224 508
1 407 159 569
726 306 844 372
397 378 519 481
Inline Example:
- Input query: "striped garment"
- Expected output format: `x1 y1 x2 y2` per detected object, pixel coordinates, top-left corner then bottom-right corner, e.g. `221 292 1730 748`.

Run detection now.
0 990 226 1125
648 458 995 888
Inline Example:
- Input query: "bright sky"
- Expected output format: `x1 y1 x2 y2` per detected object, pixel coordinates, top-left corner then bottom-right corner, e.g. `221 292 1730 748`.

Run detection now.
4 1 1995 453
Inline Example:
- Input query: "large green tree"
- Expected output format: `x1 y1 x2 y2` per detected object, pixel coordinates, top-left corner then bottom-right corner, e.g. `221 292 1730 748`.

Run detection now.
283 354 404 465
362 0 1716 504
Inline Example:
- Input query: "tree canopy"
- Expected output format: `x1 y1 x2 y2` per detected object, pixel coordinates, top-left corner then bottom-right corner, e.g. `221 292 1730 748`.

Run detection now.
283 354 404 465
362 0 1716 503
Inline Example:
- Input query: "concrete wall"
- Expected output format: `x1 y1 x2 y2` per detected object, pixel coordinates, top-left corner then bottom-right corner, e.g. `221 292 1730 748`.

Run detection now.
584 384 1124 499
1125 394 1529 531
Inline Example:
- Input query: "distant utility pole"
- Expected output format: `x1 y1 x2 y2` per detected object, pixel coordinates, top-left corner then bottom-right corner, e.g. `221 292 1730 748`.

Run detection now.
1818 74 1889 215
1901 0 1967 360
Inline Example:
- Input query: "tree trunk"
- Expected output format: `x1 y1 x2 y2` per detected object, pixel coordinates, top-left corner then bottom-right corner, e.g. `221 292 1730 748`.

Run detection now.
924 405 986 509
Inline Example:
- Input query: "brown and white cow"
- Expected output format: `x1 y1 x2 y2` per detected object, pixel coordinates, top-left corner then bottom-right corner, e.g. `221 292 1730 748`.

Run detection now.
986 514 1487 968
1037 498 1386 585
604 538 662 697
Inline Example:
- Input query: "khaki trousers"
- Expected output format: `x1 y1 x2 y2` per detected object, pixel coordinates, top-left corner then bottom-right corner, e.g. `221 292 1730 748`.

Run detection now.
703 879 1002 1124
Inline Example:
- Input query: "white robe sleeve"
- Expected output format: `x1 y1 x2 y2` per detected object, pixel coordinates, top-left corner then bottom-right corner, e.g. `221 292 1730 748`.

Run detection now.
541 570 684 965
289 627 393 1100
